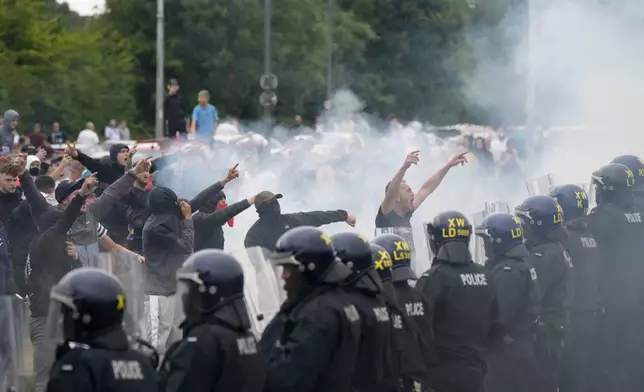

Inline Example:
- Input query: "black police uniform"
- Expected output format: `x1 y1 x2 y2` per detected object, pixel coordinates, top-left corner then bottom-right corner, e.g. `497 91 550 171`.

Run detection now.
516 195 572 392
416 211 496 392
374 234 434 391
550 184 603 392
332 232 398 392
475 213 540 392
612 154 644 212
586 163 644 392
260 226 362 392
45 268 158 392
159 250 265 392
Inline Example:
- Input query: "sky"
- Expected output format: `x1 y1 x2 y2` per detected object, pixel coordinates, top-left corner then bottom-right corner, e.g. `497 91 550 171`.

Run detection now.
60 0 105 16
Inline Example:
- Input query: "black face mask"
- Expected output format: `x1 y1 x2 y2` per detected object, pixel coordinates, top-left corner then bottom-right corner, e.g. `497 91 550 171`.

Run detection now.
29 167 40 176
257 200 281 215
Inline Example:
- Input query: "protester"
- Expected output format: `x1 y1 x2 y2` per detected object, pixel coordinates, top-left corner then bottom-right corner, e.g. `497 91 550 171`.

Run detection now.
76 121 100 147
190 90 218 141
0 110 19 152
243 190 357 252
104 118 121 141
47 121 68 145
164 78 187 138
376 151 468 228
26 172 98 392
118 119 131 140
193 190 255 251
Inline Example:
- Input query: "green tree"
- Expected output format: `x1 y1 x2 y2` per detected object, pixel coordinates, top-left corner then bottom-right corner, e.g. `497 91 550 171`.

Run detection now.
102 0 374 128
0 0 138 137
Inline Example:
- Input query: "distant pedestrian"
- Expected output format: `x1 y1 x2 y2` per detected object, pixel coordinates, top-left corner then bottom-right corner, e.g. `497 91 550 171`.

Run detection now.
190 90 218 142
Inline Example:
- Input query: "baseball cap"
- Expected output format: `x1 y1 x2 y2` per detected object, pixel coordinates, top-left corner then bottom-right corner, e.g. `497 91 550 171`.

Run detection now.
55 178 85 203
254 191 283 209
167 78 179 86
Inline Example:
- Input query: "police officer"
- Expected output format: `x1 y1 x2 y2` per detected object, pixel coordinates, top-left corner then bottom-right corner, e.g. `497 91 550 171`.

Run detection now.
515 195 572 392
549 184 603 392
159 249 265 392
415 211 496 392
373 234 434 391
611 155 644 211
586 163 644 392
45 268 158 392
331 232 397 392
260 226 362 392
474 212 540 392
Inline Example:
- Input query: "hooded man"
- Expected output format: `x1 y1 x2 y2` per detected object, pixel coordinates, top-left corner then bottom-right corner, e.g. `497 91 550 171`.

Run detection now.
0 110 19 152
26 155 41 177
193 191 255 251
142 187 194 356
243 190 357 252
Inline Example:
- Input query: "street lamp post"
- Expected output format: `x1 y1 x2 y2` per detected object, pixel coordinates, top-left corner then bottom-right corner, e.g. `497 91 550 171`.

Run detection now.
326 0 333 99
526 0 537 155
154 0 165 139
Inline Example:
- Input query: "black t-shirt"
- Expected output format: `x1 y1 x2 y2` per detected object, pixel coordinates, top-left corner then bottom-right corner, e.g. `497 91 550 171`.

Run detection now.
375 206 413 228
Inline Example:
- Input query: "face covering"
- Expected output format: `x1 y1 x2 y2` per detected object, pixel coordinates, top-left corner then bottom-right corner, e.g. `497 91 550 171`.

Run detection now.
29 167 40 176
257 200 281 215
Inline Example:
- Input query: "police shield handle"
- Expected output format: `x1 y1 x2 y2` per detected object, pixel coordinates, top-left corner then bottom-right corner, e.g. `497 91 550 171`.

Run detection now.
402 151 420 169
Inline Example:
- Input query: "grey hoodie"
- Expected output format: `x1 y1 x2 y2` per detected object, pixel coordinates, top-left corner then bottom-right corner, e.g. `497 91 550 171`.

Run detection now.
1 110 19 151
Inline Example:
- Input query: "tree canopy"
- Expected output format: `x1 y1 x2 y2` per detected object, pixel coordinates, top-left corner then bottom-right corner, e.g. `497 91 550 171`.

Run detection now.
0 0 525 137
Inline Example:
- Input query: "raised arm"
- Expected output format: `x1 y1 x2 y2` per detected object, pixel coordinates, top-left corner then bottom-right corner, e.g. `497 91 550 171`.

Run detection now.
411 152 467 210
381 151 418 214
189 163 239 212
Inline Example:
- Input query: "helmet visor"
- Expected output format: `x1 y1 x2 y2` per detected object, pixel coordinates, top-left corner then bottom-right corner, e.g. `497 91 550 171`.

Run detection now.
45 292 75 345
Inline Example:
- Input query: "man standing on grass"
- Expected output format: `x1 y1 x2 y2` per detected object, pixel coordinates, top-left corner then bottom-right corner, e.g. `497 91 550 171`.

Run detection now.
190 90 218 142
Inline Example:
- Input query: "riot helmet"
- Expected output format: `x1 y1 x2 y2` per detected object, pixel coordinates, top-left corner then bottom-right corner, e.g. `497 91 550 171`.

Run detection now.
425 210 473 262
549 184 589 221
475 212 527 260
47 268 126 344
370 244 393 283
177 249 250 330
373 233 416 281
515 195 564 245
611 155 644 191
332 232 383 292
271 226 350 285
591 163 635 206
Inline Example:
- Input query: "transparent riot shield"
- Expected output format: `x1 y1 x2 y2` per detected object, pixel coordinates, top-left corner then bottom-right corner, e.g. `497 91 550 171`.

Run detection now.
0 295 32 392
231 247 283 338
526 173 556 196
469 202 511 266
374 226 421 275
90 252 145 338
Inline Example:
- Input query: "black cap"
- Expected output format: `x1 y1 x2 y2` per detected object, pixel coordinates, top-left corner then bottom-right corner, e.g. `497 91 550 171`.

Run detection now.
167 78 179 86
55 178 85 203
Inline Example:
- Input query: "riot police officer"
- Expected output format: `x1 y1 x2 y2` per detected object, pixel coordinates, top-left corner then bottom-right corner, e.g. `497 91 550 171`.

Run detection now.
373 234 434 391
474 212 540 392
331 232 397 392
515 195 572 392
260 226 362 392
549 184 603 392
45 268 158 392
586 163 644 391
159 249 265 392
612 155 644 211
416 211 496 392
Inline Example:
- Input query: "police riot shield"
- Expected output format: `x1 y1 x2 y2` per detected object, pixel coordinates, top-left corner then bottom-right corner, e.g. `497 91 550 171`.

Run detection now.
526 173 556 196
0 295 32 392
375 226 422 275
231 247 283 338
469 202 511 266
90 252 145 338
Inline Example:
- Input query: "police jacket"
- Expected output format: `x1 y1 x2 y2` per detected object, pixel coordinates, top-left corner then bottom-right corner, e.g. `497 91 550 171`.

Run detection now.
160 307 265 392
244 209 349 252
46 328 159 392
485 246 540 348
587 199 644 314
342 285 397 392
260 285 362 392
525 230 572 329
562 218 602 312
415 243 496 363
393 280 436 372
